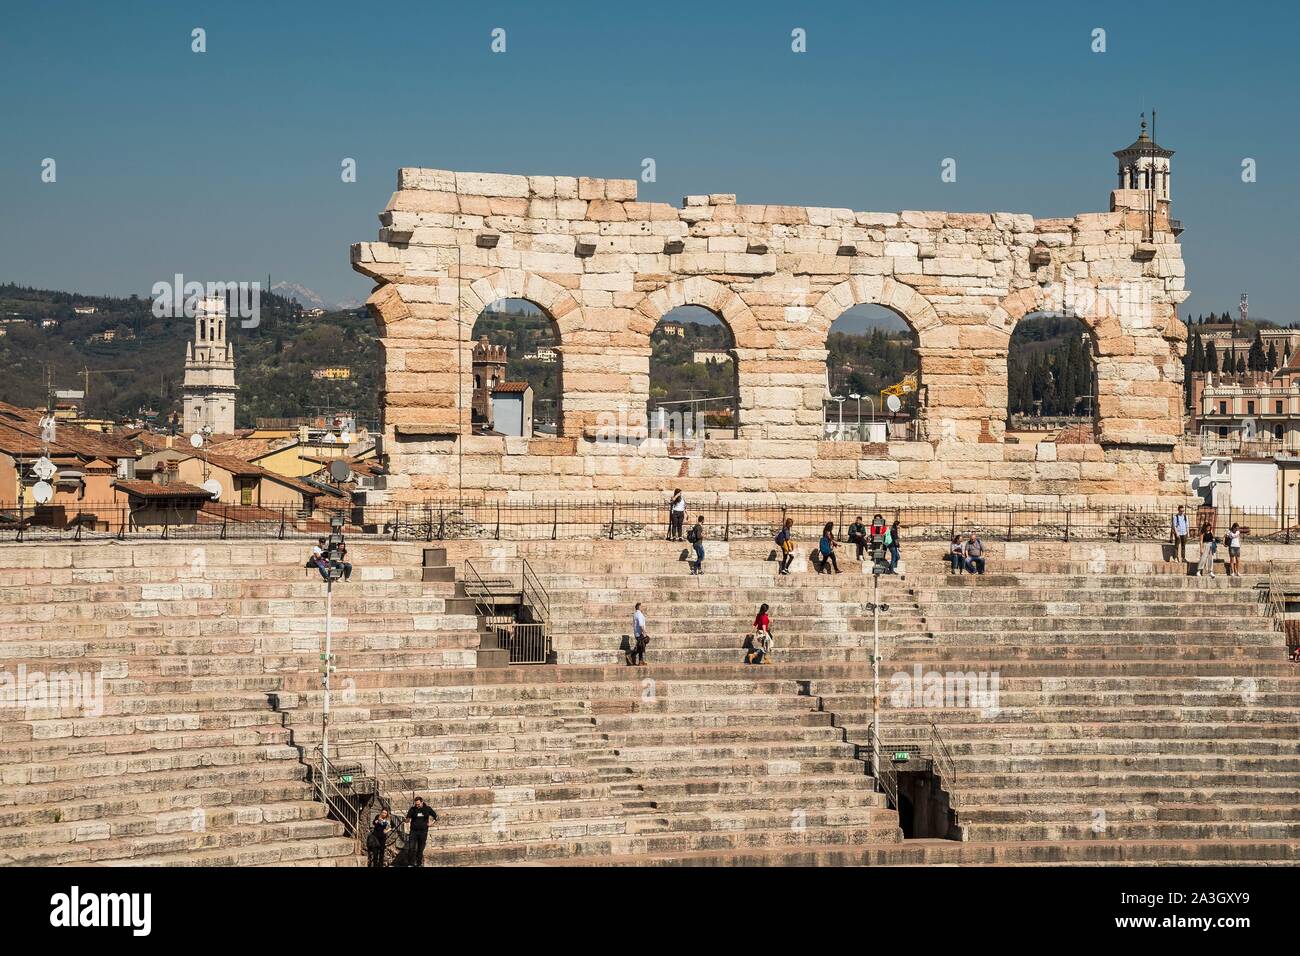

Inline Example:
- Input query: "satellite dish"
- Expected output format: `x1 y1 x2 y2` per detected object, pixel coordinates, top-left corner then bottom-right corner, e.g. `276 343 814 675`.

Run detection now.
201 478 223 499
32 481 53 505
886 394 902 413
190 433 204 448
339 430 352 445
32 456 56 481
323 432 338 444
328 459 352 482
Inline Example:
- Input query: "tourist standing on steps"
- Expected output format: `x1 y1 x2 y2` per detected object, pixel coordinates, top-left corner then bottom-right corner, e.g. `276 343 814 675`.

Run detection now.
888 519 902 573
629 602 649 665
367 807 392 868
848 516 868 561
1196 522 1217 577
1226 522 1243 576
776 518 795 575
405 797 437 867
687 516 705 574
668 489 686 541
964 534 986 575
1170 505 1190 565
818 521 842 574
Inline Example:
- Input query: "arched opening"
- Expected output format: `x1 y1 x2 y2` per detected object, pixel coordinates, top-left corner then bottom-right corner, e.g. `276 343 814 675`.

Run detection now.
647 305 738 442
1005 311 1097 443
469 297 561 438
824 304 920 441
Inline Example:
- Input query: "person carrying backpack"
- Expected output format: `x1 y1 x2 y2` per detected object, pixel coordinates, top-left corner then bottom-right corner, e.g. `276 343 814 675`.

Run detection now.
818 521 842 574
687 516 705 574
775 518 795 575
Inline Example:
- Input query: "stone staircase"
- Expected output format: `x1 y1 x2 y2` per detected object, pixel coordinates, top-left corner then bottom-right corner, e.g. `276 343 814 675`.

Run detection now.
2 538 1297 866
273 667 898 865
0 541 480 866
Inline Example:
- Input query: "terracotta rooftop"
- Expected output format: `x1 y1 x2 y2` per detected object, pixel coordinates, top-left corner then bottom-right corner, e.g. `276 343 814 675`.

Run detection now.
492 381 530 394
114 479 212 499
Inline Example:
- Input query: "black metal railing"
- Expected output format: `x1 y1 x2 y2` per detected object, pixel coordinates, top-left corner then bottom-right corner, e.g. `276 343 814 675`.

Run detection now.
4 498 1296 545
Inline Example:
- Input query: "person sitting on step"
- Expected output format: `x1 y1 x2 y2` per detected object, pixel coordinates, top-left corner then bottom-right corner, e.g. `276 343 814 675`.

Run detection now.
847 516 868 560
964 534 985 575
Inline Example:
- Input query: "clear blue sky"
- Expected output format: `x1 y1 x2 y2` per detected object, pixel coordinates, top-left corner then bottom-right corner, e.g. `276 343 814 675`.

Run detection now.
1 0 1295 320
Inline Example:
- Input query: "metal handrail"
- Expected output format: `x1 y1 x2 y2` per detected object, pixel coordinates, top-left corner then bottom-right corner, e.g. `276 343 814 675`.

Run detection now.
461 559 500 620
312 746 361 851
927 721 959 806
520 557 550 625
867 728 898 808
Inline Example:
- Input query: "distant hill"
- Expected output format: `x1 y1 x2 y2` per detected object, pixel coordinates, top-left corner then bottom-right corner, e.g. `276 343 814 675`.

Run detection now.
0 283 378 429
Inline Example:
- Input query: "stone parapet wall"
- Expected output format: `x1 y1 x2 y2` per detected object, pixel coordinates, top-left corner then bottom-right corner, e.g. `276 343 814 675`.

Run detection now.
352 167 1190 507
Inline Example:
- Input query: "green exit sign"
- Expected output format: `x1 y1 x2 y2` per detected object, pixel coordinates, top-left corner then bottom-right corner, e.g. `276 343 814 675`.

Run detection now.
893 752 910 762
340 775 353 784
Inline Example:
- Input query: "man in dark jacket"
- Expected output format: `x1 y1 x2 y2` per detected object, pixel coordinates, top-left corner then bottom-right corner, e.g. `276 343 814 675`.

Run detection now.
405 796 438 866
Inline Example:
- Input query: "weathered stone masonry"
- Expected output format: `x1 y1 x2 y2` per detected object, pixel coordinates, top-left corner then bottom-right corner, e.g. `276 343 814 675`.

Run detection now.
352 162 1192 507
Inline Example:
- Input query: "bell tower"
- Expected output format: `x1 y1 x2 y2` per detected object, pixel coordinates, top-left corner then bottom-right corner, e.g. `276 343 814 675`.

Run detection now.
181 295 238 434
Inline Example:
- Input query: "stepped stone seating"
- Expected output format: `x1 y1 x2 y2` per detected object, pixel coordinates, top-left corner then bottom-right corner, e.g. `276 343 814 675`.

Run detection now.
2 537 1297 866
0 541 479 866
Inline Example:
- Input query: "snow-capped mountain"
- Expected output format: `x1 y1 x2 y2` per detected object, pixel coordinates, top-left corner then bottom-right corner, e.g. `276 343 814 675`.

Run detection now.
271 282 335 311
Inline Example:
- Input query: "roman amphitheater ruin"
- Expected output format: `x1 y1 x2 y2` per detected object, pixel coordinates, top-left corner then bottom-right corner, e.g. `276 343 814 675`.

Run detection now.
353 150 1190 506
3 138 1297 870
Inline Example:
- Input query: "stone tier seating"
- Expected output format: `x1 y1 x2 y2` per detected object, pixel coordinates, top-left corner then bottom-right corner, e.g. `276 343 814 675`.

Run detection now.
1 538 1297 866
0 542 479 866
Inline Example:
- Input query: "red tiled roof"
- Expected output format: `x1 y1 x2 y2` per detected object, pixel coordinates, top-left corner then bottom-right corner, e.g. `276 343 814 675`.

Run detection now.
114 479 212 499
0 406 137 460
178 451 346 498
492 381 530 394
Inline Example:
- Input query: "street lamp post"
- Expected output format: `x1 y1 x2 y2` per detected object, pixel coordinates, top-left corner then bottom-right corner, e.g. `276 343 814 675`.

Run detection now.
320 514 348 767
866 564 890 745
849 393 862 440
832 396 845 439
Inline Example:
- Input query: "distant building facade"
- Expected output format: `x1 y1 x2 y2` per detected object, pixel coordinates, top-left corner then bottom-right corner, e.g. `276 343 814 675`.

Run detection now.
182 295 238 435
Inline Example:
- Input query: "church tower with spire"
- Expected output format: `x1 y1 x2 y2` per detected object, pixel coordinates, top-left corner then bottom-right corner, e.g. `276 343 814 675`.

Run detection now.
1111 112 1177 239
181 294 238 434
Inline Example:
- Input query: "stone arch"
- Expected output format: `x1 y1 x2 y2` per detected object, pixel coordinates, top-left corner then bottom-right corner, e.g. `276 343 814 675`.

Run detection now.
633 277 762 346
633 278 762 437
809 277 942 343
991 284 1182 446
809 277 943 439
461 270 580 437
462 269 583 341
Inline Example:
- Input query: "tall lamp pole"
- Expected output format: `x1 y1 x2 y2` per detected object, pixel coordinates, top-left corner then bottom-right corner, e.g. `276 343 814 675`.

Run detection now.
320 513 347 766
867 565 890 746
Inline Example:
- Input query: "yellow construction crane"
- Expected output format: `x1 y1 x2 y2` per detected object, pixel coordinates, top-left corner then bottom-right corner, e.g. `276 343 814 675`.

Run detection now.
879 372 917 406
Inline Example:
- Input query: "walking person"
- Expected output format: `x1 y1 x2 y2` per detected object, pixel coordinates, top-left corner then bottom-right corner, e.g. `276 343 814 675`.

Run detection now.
847 516 868 561
1196 522 1217 578
667 489 686 541
775 518 795 575
367 807 393 868
404 797 437 867
964 534 986 575
746 603 774 664
1226 522 1243 576
887 519 902 573
818 521 842 574
687 515 705 574
627 602 649 665
1170 505 1190 565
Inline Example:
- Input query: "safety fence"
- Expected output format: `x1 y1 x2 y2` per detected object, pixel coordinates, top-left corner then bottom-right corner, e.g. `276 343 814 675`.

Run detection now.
3 498 1298 545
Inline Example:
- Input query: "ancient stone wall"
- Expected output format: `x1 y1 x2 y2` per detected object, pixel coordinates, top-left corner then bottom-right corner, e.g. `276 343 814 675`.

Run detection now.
352 168 1192 507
